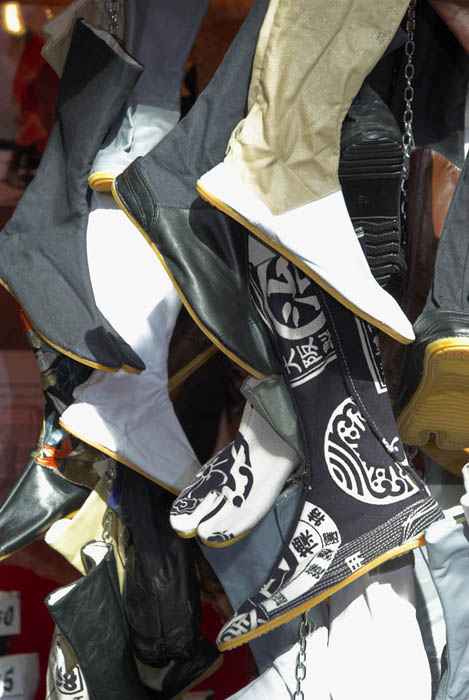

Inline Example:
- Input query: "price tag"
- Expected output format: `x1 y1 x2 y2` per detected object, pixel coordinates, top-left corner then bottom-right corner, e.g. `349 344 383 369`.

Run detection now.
0 655 24 697
0 594 20 636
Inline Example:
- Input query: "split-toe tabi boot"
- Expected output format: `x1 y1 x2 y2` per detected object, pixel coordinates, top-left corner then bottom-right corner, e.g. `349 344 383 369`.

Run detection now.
112 0 280 380
60 192 200 493
215 241 442 651
0 20 145 373
170 400 300 546
196 0 414 344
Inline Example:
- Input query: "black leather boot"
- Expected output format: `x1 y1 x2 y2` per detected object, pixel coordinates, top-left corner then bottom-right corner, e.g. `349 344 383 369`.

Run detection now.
112 0 280 381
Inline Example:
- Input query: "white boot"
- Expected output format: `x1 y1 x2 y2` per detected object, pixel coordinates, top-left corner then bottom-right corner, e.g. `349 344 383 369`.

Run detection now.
197 163 414 344
60 193 200 493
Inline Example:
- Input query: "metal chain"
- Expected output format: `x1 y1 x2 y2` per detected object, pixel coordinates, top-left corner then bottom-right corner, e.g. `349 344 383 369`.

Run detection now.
400 0 417 224
293 614 312 700
102 463 116 543
105 0 121 37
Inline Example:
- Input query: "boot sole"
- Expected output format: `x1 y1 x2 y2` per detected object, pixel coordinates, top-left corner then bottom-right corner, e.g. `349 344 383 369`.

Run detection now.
195 181 412 346
111 181 271 380
0 276 141 375
397 338 469 449
217 530 426 651
88 171 117 193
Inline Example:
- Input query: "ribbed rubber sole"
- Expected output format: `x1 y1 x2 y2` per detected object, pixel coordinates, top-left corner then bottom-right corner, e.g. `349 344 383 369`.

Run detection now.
398 337 469 449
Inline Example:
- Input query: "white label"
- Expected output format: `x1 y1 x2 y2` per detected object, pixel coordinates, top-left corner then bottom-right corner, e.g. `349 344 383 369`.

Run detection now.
0 594 20 636
0 656 24 697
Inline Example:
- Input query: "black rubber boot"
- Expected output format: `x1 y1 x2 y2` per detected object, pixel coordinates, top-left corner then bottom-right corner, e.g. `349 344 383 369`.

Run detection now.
112 0 280 381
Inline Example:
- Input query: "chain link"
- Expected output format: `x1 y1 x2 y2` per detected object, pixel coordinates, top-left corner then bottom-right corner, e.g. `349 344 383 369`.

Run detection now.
293 614 312 700
400 0 417 224
105 0 121 37
102 463 116 543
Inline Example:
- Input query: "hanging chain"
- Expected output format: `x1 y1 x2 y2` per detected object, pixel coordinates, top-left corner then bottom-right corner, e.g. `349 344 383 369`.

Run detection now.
102 463 116 543
400 0 417 224
105 0 121 37
293 614 312 700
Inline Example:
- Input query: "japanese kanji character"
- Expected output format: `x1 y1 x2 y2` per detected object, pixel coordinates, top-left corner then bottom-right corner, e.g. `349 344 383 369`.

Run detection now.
308 506 325 527
291 530 318 558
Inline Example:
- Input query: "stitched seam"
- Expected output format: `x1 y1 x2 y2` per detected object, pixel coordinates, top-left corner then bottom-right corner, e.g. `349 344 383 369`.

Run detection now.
320 291 383 439
134 165 159 230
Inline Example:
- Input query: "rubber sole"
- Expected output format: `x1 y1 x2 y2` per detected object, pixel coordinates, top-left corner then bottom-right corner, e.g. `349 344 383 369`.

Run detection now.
195 181 412 346
111 181 272 381
397 337 469 449
0 276 141 375
88 171 117 193
217 530 426 651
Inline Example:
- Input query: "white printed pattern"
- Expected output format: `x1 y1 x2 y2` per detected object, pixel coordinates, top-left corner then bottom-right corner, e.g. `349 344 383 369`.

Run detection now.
254 256 337 386
325 397 419 505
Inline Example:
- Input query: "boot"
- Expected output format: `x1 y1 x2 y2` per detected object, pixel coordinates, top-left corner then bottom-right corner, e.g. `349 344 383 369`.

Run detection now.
196 0 414 344
45 540 149 700
216 240 442 650
120 470 203 665
112 0 280 381
0 317 91 560
0 20 145 373
60 192 200 493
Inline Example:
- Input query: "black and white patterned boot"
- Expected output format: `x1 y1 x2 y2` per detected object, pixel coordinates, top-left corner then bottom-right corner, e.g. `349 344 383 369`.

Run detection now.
216 241 443 650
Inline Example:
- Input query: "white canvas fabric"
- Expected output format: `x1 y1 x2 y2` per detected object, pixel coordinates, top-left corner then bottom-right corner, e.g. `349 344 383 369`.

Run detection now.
197 162 414 344
170 401 300 545
60 193 200 493
89 104 180 190
329 563 431 700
